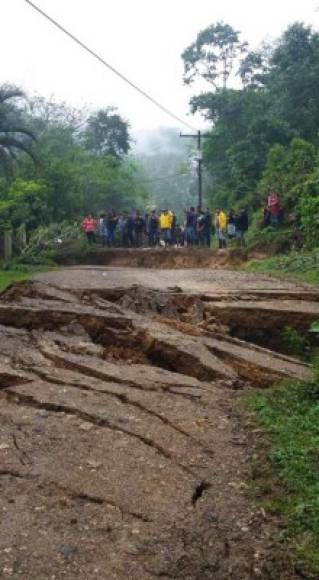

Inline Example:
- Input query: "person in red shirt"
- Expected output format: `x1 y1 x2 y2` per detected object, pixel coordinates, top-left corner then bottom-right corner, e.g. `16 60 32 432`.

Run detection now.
267 192 281 227
81 215 97 244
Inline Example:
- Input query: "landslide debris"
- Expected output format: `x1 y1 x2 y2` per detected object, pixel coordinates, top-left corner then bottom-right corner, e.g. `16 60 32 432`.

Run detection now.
0 275 318 579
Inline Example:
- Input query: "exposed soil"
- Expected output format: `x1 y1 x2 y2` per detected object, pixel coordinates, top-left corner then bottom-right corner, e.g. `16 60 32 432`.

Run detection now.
53 247 249 269
0 264 318 579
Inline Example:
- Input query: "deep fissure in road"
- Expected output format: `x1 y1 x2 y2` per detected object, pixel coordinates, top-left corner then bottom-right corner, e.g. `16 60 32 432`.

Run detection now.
1 269 318 579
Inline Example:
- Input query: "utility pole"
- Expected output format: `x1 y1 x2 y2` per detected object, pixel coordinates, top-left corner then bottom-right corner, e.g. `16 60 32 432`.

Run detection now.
180 130 209 210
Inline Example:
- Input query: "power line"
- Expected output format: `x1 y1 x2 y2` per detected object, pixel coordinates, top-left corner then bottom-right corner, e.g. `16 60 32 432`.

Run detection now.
25 0 198 132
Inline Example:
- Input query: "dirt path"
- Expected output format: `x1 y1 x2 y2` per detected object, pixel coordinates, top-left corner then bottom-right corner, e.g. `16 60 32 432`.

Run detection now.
0 266 318 579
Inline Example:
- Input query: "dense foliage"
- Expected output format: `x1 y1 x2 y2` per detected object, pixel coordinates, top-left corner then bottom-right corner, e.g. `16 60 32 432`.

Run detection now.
0 91 147 236
183 21 319 249
0 86 37 173
249 373 319 576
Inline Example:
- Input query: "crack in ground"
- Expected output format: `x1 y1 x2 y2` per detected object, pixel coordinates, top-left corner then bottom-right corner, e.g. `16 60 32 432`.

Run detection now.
191 481 212 506
4 389 195 477
0 374 31 390
0 469 25 479
41 480 151 523
12 432 33 466
30 368 214 459
0 468 150 522
38 343 208 396
1 277 313 578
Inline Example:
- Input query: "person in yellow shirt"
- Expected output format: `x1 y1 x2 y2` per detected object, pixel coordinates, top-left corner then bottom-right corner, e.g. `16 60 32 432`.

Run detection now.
159 209 173 246
215 209 227 249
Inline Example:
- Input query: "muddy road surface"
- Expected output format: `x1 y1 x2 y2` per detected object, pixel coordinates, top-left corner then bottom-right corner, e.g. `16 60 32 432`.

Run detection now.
1 265 318 579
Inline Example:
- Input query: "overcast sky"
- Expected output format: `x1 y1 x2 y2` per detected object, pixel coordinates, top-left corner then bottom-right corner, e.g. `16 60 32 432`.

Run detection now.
2 0 319 132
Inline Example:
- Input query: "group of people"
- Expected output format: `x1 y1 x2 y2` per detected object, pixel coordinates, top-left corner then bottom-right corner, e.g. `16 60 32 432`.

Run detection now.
81 206 249 249
215 208 249 249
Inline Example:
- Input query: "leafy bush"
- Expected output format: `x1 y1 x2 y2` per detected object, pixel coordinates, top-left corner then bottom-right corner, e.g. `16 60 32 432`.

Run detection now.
10 221 84 265
281 326 309 359
248 370 319 576
299 195 319 249
247 224 295 254
0 178 49 232
246 249 319 284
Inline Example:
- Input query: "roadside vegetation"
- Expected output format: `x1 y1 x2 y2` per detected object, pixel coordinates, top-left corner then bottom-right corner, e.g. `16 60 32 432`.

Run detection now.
247 313 319 578
245 249 319 285
183 22 319 252
0 264 39 291
248 371 319 577
0 88 148 252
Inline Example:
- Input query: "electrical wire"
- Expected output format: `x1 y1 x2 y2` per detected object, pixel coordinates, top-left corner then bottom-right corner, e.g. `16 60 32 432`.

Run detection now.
25 0 198 132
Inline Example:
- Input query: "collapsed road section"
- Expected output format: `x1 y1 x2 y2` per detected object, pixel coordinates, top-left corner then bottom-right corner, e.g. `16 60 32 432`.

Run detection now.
0 267 318 579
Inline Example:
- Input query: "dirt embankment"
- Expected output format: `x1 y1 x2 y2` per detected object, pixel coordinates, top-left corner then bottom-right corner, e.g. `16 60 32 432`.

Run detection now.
53 247 249 269
0 268 318 579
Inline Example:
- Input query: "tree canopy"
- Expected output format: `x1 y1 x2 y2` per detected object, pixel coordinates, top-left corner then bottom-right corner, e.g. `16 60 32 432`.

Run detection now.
0 91 147 234
182 21 319 248
182 22 247 89
84 107 131 158
0 87 37 174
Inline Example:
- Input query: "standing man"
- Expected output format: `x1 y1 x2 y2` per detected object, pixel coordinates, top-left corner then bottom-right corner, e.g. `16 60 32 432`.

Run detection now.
203 208 212 247
196 210 206 247
227 209 236 240
159 209 173 247
185 207 196 247
144 213 150 246
215 209 227 249
235 209 249 248
99 213 106 244
149 210 159 246
134 211 145 248
126 212 135 247
105 211 118 247
118 211 129 247
170 211 177 246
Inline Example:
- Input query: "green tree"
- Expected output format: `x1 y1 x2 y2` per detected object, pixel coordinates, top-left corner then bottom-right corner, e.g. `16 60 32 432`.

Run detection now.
182 20 319 249
182 22 247 89
0 178 48 231
84 108 131 158
238 49 269 87
194 89 292 208
299 194 319 248
27 95 85 134
0 87 36 173
259 138 317 211
0 83 153 239
268 23 319 142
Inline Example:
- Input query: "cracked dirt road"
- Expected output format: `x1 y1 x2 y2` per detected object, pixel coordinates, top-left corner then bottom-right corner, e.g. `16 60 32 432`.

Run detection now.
1 265 319 579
